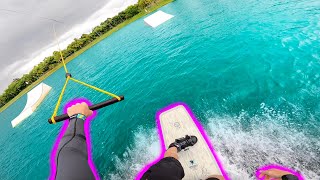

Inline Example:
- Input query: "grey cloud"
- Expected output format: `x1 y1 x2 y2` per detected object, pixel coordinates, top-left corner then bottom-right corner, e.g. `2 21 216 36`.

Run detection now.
0 0 111 92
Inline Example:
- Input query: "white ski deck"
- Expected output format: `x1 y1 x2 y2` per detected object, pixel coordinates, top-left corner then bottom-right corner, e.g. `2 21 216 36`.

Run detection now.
159 105 222 179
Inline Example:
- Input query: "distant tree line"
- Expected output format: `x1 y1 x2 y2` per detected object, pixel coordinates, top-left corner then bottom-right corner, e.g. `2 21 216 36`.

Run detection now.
0 0 163 108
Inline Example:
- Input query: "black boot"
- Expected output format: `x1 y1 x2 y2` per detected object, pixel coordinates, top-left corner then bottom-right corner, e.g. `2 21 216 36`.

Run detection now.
169 135 198 152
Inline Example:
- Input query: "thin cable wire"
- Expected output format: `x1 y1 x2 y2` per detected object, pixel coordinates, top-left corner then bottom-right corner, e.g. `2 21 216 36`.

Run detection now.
53 24 68 73
0 8 63 23
1 8 66 72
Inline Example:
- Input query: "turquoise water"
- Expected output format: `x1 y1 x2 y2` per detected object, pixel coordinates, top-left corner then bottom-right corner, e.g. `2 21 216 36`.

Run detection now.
1 0 320 179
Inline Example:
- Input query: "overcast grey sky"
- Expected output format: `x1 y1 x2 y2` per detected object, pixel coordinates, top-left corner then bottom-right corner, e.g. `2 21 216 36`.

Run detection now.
0 0 137 93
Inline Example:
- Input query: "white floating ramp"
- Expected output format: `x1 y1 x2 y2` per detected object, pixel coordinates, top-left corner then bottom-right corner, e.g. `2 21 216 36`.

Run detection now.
11 83 52 128
144 10 174 28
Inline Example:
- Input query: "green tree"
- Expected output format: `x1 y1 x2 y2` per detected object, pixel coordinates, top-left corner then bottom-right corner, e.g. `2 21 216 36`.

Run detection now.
124 5 141 19
138 0 153 9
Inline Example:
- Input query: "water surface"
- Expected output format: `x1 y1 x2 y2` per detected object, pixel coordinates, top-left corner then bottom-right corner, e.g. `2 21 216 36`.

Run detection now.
0 0 319 179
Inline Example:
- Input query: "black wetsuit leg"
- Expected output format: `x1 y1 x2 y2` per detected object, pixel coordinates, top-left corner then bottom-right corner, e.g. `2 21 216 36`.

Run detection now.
55 117 95 180
282 174 299 180
141 157 185 180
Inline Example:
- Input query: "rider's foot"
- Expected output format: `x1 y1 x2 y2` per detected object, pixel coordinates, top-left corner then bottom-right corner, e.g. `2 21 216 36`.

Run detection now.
169 135 198 152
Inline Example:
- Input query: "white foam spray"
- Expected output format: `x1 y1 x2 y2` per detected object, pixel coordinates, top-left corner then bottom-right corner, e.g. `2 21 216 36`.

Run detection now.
108 128 160 180
206 105 320 179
